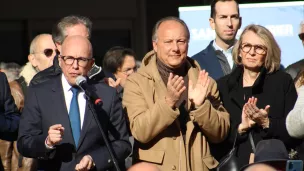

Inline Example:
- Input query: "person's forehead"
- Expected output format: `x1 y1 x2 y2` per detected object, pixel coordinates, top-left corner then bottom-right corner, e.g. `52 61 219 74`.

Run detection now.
61 39 91 57
36 36 56 50
242 31 263 43
65 24 89 38
122 56 136 67
158 21 187 37
215 1 239 15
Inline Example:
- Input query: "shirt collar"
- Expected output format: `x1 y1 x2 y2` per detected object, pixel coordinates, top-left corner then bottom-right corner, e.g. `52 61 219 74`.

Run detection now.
213 40 234 53
61 74 72 92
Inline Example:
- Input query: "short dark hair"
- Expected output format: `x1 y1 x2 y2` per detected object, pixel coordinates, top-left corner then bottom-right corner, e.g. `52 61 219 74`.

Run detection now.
152 16 190 42
102 46 136 73
52 15 92 44
210 0 240 18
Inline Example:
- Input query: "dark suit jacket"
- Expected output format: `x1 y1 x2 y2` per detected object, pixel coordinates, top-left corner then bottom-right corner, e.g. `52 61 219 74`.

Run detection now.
285 59 304 81
214 66 302 168
18 74 131 171
191 41 225 80
0 72 20 141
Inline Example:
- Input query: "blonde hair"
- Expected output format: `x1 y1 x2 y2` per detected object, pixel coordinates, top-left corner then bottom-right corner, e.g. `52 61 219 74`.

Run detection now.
232 24 281 73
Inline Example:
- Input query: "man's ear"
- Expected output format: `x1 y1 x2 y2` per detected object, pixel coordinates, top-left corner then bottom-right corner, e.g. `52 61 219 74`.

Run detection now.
28 54 37 68
209 17 215 30
152 41 158 53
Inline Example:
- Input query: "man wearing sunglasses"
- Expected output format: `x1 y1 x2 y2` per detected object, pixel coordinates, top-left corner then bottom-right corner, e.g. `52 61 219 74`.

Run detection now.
17 34 56 97
285 20 304 80
30 15 108 86
10 33 57 171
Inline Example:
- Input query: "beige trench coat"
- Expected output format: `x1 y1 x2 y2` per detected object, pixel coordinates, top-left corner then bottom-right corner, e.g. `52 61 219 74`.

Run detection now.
123 51 230 171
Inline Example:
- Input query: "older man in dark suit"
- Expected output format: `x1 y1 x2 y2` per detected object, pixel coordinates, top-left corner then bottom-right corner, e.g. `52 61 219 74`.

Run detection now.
17 36 131 171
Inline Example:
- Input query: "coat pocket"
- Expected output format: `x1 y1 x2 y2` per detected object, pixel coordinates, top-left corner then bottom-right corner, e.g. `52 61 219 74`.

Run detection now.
202 155 219 169
138 149 165 164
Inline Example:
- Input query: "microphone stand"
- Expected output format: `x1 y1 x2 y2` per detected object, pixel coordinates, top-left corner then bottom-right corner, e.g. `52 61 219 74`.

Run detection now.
85 96 121 171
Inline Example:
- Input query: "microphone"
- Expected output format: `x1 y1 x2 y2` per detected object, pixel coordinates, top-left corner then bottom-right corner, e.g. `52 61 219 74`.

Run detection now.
76 76 103 106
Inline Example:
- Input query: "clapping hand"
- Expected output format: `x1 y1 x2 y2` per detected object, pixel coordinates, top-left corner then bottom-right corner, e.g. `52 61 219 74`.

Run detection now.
188 70 210 106
104 77 121 88
245 97 270 129
165 73 186 108
238 99 256 134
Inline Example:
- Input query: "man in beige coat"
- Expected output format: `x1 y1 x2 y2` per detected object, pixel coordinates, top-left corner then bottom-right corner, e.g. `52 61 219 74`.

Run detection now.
123 16 230 171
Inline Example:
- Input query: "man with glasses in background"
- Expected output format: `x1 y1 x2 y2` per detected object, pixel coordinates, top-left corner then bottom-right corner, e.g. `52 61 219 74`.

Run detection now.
102 46 137 169
285 20 304 80
18 36 131 171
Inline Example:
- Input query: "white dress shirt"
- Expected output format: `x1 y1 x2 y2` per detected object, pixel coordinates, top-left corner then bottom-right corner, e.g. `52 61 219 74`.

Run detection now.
45 74 87 149
213 40 234 69
61 74 86 129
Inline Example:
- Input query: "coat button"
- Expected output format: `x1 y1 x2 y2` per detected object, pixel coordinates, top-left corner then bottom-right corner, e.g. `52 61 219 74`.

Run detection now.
172 165 176 170
172 137 176 140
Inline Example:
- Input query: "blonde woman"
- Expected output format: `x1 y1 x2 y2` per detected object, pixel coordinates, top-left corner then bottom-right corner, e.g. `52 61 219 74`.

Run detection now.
214 24 301 168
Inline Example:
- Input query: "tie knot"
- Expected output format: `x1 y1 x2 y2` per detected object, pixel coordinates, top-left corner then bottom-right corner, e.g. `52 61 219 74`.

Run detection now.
71 87 79 94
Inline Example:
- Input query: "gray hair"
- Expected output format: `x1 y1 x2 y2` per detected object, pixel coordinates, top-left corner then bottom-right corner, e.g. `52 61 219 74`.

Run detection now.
52 15 92 44
152 16 190 42
0 62 21 81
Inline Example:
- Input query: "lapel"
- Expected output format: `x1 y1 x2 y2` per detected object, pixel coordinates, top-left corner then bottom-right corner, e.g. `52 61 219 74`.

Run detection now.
204 41 224 79
227 66 245 109
77 101 93 151
50 75 76 147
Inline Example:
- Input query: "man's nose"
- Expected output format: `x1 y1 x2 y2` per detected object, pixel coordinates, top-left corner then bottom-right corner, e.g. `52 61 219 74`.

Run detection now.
171 42 179 51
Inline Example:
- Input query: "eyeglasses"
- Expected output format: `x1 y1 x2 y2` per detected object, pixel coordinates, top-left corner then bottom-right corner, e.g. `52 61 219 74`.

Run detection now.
299 33 304 41
59 55 93 67
34 49 57 57
241 43 267 55
118 67 137 75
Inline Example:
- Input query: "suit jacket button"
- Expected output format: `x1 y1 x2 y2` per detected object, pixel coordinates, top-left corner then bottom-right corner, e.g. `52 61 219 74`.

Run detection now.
172 165 176 170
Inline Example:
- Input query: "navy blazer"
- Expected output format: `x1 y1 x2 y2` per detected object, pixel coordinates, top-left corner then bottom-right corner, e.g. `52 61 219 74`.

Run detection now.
17 74 131 171
0 72 20 141
192 41 224 80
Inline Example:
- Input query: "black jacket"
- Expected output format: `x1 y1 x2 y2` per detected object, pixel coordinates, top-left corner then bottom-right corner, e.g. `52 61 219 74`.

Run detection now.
0 72 20 141
29 56 62 86
212 66 302 168
285 59 304 81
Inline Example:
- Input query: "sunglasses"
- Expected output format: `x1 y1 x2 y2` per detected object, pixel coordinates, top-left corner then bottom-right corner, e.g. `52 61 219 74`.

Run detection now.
34 49 58 57
299 33 304 41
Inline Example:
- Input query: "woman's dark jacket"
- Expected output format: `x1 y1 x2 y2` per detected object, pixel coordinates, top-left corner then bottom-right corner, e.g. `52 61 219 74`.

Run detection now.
211 65 302 167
